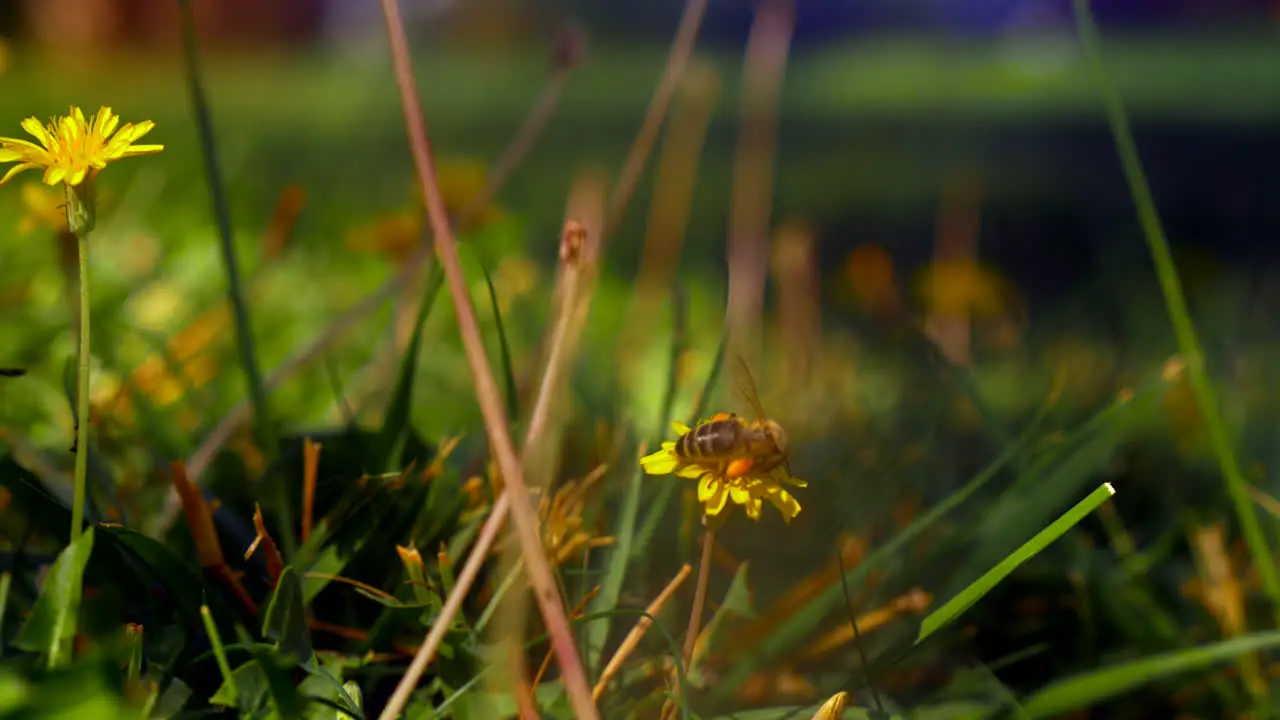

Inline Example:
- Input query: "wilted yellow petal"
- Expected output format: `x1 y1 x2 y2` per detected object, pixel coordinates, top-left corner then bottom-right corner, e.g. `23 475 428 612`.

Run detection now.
809 691 848 720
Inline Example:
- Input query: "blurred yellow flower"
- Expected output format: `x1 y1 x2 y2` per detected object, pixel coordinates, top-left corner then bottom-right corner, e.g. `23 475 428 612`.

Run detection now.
16 182 67 235
0 106 163 187
640 420 805 523
915 260 1010 318
536 469 614 566
346 158 504 264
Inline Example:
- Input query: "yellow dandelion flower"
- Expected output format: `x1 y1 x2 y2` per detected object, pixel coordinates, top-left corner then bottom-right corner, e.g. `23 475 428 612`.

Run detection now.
640 419 806 523
0 106 163 187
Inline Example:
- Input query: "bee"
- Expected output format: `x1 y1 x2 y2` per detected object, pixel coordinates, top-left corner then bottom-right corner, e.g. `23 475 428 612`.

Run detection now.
674 356 791 481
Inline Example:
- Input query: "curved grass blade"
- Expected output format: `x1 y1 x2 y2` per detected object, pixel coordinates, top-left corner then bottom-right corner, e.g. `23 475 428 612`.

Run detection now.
377 262 444 473
917 483 1115 644
1023 631 1280 718
177 0 273 455
474 250 519 421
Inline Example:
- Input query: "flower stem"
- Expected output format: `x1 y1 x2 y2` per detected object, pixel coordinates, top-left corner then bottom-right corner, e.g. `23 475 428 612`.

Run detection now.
70 229 90 546
682 528 714 665
664 526 714 719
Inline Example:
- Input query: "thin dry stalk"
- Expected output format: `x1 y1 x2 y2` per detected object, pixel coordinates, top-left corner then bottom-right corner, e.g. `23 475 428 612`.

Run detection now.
378 189 607 720
301 438 321 542
593 563 693 702
604 0 709 237
617 60 720 378
458 74 571 229
923 167 983 367
377 0 598 716
770 221 820 390
157 32 577 534
662 529 715 719
490 176 608 703
724 0 794 361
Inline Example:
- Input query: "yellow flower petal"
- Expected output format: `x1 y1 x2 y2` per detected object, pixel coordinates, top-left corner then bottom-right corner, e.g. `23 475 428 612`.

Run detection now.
697 474 719 502
757 483 802 522
640 448 679 475
0 106 163 189
783 475 808 488
671 420 692 435
0 162 35 185
704 483 729 516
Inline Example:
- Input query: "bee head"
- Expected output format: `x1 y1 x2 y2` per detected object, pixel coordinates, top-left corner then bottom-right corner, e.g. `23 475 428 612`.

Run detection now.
763 419 788 456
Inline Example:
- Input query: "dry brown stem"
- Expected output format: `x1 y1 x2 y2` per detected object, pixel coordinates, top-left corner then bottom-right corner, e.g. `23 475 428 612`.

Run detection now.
725 0 794 361
376 0 599 715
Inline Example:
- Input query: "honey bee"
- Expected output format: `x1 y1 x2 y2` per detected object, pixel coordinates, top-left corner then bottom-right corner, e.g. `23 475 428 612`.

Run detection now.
674 356 792 481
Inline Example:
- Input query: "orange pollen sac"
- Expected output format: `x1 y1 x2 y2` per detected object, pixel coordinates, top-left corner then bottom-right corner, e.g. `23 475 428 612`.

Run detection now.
726 457 754 479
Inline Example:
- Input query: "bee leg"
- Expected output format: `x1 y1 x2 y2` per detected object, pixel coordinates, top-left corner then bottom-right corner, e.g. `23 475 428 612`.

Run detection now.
725 458 754 479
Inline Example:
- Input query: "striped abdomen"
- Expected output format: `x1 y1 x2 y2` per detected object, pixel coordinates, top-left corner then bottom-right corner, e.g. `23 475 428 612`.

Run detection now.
675 418 746 461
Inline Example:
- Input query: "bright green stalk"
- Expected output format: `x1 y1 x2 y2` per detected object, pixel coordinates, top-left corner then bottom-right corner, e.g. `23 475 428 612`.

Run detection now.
71 230 90 546
1074 0 1280 628
65 178 96 547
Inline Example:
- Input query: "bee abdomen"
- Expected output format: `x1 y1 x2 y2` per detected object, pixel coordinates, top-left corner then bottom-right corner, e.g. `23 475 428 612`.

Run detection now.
676 419 741 460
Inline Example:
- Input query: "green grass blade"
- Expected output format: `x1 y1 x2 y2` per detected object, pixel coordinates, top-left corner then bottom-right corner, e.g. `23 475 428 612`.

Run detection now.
0 572 10 649
475 252 519 421
633 328 727 565
1074 0 1280 628
917 483 1116 644
1022 631 1280 718
946 372 1161 598
177 0 273 456
588 288 688 671
12 526 95 668
377 263 445 473
710 385 1052 704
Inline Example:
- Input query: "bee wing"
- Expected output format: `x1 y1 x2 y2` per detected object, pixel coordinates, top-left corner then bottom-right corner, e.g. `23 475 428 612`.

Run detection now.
732 354 768 422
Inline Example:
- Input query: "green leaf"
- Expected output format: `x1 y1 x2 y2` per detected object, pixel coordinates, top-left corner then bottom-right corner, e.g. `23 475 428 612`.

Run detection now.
377 262 444 473
917 483 1116 643
1023 631 1280 718
210 660 268 711
148 679 192 720
95 524 205 620
262 566 313 663
13 526 95 667
250 649 309 720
